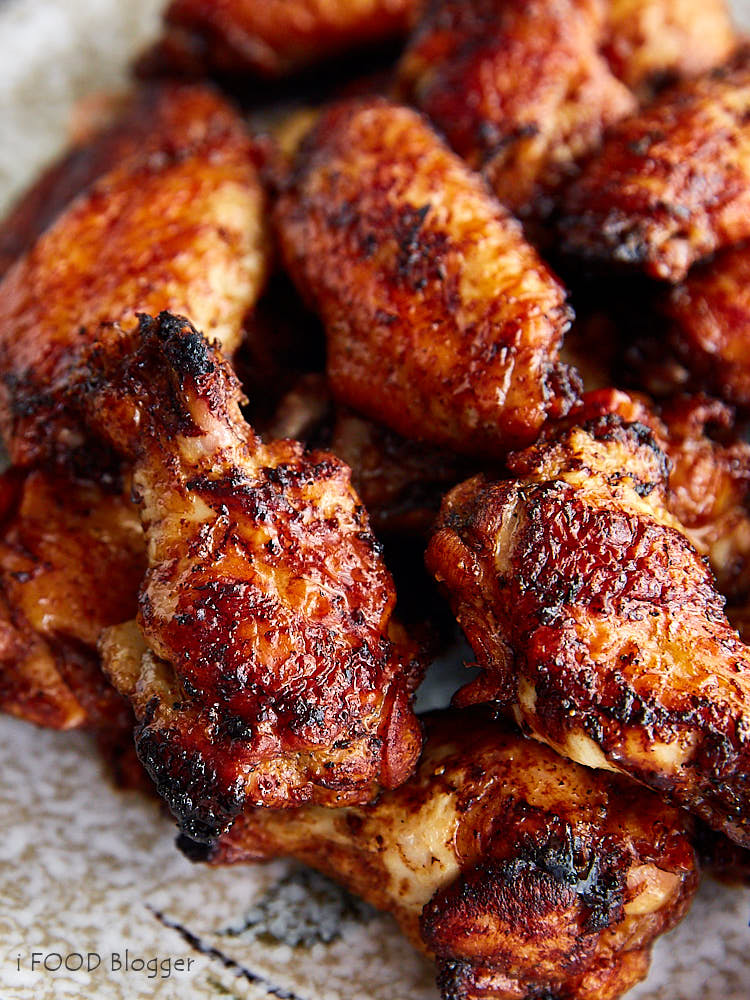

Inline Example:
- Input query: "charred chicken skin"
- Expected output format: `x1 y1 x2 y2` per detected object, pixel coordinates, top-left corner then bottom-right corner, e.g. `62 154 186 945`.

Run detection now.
275 97 578 459
427 412 750 848
560 50 750 282
0 83 269 469
71 312 422 842
398 0 636 218
149 0 418 79
0 467 144 731
604 0 737 97
202 708 698 1000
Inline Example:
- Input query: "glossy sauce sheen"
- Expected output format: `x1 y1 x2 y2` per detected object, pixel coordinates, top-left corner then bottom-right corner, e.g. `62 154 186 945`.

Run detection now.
78 314 422 842
276 98 578 459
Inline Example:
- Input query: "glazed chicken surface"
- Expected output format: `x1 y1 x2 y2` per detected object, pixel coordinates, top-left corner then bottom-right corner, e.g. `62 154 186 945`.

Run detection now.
0 82 269 469
0 467 144 731
72 312 422 841
200 708 698 1000
604 0 737 96
398 0 636 219
275 97 578 459
427 411 750 848
659 241 750 408
150 0 419 78
560 50 750 282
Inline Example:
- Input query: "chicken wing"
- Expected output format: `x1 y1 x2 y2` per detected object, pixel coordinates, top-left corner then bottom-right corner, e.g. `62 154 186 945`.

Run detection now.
275 98 578 459
0 83 269 469
427 410 750 847
197 708 697 1000
561 388 750 605
148 0 418 79
397 0 636 218
659 241 750 407
0 467 144 731
560 50 750 282
604 0 737 97
71 312 422 841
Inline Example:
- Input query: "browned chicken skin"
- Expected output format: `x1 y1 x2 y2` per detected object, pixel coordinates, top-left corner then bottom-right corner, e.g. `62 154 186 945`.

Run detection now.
276 97 579 459
660 241 750 407
560 50 750 282
561 388 750 606
427 411 750 848
0 467 144 731
70 313 422 841
604 0 737 97
398 0 636 218
0 83 269 469
150 0 418 78
201 708 698 1000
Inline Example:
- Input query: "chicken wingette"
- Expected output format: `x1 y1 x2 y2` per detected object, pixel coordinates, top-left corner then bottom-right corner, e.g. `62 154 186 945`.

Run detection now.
275 97 579 459
427 409 750 847
150 0 419 78
398 0 636 218
196 708 698 1000
70 312 422 842
560 50 750 282
0 82 269 469
604 0 737 97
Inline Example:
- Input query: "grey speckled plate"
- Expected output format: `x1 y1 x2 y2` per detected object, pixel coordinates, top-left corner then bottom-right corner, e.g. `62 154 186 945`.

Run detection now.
1 2 750 998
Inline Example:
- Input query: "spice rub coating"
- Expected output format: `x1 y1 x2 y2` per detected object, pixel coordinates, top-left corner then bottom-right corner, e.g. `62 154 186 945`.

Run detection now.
275 98 578 459
74 313 422 842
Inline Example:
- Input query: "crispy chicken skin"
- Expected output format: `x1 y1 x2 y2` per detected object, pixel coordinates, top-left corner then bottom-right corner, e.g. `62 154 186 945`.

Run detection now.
151 0 418 78
565 389 750 604
0 467 144 731
427 413 750 848
660 242 750 407
604 0 737 97
0 84 269 470
0 84 240 278
560 51 750 282
199 709 698 1000
397 0 636 218
72 313 422 841
275 98 578 459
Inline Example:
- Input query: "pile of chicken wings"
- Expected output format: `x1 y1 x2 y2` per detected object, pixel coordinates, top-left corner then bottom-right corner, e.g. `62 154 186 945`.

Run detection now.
3 1 750 998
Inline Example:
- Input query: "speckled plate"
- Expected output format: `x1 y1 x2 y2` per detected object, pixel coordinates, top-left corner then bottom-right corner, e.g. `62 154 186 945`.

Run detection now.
1 2 750 998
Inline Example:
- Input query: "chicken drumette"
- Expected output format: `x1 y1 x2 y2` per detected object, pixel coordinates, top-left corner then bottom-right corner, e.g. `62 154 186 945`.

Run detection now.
0 468 144 732
198 708 698 1000
427 409 750 847
70 312 422 841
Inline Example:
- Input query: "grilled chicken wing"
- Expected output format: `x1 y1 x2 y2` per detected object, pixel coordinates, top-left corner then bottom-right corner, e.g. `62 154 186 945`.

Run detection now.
562 389 750 605
275 97 578 459
604 0 737 97
149 0 418 79
0 83 269 469
560 51 750 282
427 411 750 847
398 0 636 218
198 708 698 1000
71 312 422 841
0 467 144 731
659 241 750 407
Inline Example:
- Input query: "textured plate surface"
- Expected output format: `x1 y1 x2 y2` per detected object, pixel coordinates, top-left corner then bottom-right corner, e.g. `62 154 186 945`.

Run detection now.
1 1 750 998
